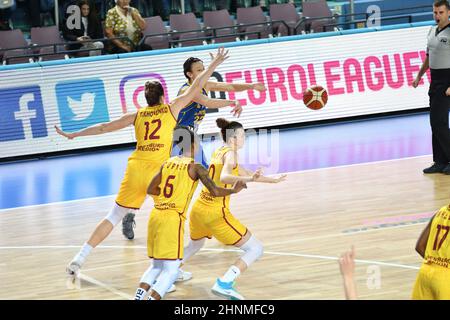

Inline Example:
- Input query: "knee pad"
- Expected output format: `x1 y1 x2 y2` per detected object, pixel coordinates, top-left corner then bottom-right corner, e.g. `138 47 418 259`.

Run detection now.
105 204 131 226
239 236 264 267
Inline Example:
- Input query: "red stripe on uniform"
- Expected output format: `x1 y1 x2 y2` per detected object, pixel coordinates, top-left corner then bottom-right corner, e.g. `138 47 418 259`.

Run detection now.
177 215 183 259
115 201 140 210
222 207 242 237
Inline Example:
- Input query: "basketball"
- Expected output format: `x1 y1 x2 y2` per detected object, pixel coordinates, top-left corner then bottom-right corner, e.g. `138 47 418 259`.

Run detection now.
303 85 328 110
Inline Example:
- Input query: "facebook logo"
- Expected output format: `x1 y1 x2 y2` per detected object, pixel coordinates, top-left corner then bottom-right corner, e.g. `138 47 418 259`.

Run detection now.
0 86 48 142
56 78 109 132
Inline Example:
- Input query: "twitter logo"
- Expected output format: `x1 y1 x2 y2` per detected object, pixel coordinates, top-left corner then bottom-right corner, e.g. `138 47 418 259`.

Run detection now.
56 78 109 132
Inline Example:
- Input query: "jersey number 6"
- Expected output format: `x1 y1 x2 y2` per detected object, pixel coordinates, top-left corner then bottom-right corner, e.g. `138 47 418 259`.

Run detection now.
163 175 176 198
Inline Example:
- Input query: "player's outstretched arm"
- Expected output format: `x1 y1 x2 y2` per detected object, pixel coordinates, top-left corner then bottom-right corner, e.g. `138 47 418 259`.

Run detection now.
191 163 246 196
415 213 435 258
54 112 136 139
147 165 164 196
192 94 242 117
220 152 255 184
206 81 266 93
338 246 357 300
238 167 287 183
170 47 229 119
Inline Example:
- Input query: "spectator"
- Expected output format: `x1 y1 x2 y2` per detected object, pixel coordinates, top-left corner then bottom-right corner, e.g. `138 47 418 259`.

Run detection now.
62 0 104 56
104 0 148 53
338 246 358 300
0 0 15 30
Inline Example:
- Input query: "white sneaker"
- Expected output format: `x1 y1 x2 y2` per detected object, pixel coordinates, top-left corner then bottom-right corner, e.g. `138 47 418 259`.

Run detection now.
151 282 176 294
211 279 245 300
66 260 81 277
176 269 192 282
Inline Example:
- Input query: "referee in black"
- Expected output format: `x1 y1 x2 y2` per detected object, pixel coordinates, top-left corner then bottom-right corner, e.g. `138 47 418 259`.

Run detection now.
413 0 450 174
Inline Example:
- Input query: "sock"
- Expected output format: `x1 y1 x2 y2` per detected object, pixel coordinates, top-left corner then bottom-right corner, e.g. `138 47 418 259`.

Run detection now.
134 288 147 300
220 265 241 283
73 243 93 266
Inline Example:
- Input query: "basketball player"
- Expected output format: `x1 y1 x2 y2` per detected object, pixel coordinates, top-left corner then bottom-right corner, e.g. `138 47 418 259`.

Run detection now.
122 56 251 240
134 125 247 300
179 118 287 300
176 57 266 167
412 204 450 299
54 47 230 278
122 56 266 240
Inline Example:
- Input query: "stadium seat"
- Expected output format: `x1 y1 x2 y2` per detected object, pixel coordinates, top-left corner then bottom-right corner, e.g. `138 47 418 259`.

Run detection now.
299 0 336 33
236 6 272 40
30 26 68 62
269 3 300 36
141 16 170 50
0 29 32 65
203 9 238 44
169 13 208 47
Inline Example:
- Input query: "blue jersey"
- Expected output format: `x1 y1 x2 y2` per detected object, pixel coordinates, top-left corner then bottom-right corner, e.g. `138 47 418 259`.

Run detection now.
176 82 208 130
173 82 209 167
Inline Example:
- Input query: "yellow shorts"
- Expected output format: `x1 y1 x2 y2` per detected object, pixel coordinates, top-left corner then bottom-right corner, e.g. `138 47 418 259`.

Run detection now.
189 201 247 245
412 263 450 300
147 208 185 260
115 159 162 209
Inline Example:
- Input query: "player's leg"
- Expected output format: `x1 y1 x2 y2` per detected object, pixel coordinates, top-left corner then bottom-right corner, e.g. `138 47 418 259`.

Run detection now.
66 203 131 275
210 210 263 300
134 260 164 300
149 260 182 300
177 203 212 282
121 161 161 240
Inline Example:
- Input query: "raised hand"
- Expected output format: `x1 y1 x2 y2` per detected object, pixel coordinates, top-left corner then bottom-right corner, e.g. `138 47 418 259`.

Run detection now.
230 100 243 118
209 47 230 67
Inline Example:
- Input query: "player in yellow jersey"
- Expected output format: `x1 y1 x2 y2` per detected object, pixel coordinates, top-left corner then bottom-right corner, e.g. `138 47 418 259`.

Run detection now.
133 125 247 300
54 47 230 277
179 118 287 300
412 204 450 299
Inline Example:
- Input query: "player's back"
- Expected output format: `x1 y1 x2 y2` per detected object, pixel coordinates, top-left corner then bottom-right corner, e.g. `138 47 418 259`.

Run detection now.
130 104 177 163
424 205 450 269
152 156 199 215
197 146 239 208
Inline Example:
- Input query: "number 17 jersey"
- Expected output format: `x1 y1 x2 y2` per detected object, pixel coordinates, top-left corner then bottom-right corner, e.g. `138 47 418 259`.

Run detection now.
425 205 450 269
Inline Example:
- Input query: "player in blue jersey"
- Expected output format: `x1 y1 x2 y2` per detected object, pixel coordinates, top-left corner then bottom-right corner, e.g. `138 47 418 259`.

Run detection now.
175 56 266 167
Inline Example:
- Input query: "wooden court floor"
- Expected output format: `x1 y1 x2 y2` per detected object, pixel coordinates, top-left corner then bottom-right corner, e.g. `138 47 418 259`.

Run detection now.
0 155 448 300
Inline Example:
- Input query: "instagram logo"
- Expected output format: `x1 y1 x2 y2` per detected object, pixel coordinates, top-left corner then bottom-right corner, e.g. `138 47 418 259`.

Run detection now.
119 72 169 113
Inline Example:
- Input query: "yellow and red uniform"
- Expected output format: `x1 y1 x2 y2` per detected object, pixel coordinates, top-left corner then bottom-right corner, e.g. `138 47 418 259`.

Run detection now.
115 104 177 209
412 204 450 299
147 156 198 260
189 146 247 245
